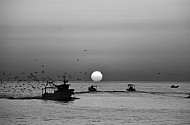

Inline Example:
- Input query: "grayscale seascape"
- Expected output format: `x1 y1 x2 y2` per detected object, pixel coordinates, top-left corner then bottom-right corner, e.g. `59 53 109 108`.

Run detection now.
0 0 190 124
0 81 190 125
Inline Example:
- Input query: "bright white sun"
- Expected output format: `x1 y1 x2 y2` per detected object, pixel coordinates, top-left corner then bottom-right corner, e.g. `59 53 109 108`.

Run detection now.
91 71 103 82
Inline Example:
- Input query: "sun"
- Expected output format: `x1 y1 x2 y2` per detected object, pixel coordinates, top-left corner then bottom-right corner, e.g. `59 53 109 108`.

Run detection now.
91 71 103 82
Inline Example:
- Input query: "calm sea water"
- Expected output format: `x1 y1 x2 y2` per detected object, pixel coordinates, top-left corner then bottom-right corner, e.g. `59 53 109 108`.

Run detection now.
0 81 190 125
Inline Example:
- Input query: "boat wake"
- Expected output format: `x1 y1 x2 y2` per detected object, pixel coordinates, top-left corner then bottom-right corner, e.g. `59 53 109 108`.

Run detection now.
75 90 126 94
0 95 80 101
0 95 42 100
137 90 190 95
75 90 189 95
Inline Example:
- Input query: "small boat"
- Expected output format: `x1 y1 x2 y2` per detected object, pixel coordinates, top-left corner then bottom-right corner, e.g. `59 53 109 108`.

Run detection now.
171 85 179 88
42 79 75 101
126 84 136 91
185 94 190 98
88 85 97 92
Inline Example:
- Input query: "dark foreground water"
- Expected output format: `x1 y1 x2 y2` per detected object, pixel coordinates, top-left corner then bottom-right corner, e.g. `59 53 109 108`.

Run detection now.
0 81 190 125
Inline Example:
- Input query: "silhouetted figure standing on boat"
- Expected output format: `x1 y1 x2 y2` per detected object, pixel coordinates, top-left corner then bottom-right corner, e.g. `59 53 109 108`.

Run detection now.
63 79 68 84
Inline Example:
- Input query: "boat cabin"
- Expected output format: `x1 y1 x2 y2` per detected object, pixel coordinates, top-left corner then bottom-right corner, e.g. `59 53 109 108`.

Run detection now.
42 80 74 101
126 84 136 91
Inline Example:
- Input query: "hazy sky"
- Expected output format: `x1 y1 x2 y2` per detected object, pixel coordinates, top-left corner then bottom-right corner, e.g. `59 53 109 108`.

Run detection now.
0 0 190 81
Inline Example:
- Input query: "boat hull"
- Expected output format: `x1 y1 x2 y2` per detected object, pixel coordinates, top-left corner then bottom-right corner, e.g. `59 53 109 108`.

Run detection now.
42 89 74 101
171 85 179 88
88 87 97 92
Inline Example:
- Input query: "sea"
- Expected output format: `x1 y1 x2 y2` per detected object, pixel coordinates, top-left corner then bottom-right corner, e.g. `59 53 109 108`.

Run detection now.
0 81 190 125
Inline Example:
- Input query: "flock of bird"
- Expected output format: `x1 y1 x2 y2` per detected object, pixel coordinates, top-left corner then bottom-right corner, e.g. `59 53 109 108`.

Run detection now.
0 49 88 82
0 50 89 97
0 80 48 98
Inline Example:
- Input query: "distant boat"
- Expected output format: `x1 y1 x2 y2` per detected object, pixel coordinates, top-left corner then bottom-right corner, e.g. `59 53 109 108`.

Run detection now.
42 80 75 101
185 94 190 98
171 85 179 88
126 84 136 91
88 85 97 92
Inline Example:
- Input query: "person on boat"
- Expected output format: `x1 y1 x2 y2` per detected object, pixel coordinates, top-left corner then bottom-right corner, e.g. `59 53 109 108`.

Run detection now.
90 85 94 88
127 84 136 91
63 79 68 84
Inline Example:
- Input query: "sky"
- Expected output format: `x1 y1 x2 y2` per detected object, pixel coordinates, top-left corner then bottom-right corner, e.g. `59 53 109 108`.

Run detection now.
0 0 190 81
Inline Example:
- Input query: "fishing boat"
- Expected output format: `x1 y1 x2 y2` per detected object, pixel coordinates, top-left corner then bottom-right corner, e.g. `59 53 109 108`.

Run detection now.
126 84 136 91
42 79 75 101
185 94 190 98
171 85 179 88
88 85 97 92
